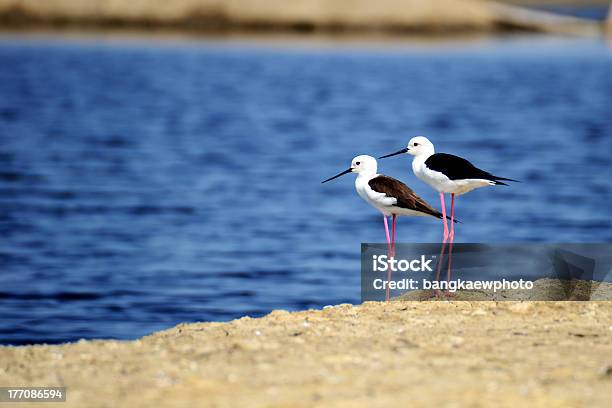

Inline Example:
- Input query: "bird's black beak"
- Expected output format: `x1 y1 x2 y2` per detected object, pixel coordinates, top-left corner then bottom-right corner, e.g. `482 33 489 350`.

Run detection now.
379 148 408 159
321 168 352 183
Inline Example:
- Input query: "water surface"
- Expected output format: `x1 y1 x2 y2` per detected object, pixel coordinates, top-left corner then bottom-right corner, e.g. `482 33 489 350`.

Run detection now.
0 35 611 345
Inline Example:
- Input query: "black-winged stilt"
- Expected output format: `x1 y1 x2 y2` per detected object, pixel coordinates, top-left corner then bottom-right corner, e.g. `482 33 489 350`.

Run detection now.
379 136 517 246
322 154 454 301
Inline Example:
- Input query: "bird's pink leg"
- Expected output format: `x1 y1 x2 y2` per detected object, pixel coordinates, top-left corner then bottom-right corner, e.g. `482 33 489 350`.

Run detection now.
428 239 447 299
440 192 449 242
383 215 392 302
383 215 392 256
449 193 455 244
391 214 397 259
446 193 456 293
429 193 450 299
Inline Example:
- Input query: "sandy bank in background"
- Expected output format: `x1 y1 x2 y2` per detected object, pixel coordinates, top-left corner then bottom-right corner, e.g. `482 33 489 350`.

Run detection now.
1 301 611 407
0 0 493 29
0 0 604 36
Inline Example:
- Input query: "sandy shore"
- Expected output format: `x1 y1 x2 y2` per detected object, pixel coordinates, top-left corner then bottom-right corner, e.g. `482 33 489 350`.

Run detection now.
1 301 611 407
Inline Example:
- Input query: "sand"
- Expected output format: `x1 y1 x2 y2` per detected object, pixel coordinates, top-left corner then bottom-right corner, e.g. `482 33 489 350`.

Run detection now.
1 301 611 407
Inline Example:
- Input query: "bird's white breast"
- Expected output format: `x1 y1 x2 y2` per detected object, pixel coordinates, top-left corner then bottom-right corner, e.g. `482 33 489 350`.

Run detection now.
354 175 396 214
412 156 449 192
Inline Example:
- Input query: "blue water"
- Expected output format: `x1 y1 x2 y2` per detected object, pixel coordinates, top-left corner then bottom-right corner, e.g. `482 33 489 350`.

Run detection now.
0 35 611 345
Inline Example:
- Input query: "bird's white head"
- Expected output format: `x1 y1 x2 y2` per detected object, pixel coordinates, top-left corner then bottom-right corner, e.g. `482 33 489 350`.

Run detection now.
350 155 377 175
379 135 434 160
321 155 377 184
406 136 434 157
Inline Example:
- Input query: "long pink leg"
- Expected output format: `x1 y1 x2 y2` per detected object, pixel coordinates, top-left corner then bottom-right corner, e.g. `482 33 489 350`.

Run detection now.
440 192 449 242
383 215 392 256
383 215 392 302
391 214 397 259
432 193 449 298
447 193 456 284
430 239 447 299
449 193 455 243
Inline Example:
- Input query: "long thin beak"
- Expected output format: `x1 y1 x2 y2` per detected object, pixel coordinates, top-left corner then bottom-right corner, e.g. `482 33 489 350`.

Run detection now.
321 168 352 183
379 147 408 159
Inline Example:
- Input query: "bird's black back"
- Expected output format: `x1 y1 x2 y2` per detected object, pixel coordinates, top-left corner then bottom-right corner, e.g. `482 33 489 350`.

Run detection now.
425 153 498 181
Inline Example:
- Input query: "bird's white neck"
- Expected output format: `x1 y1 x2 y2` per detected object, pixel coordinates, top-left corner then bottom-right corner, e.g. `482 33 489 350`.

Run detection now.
355 171 378 182
354 171 378 195
419 145 435 158
356 171 378 183
412 148 434 172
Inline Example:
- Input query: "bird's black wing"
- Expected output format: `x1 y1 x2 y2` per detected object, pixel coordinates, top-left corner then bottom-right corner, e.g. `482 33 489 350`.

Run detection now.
425 153 517 183
368 175 443 219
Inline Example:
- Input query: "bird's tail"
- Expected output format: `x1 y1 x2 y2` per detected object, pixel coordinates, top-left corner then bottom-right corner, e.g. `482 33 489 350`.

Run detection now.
448 215 461 224
492 176 520 185
435 213 461 223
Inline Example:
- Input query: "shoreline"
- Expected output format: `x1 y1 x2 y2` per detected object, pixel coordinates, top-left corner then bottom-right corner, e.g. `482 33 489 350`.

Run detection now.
0 27 606 53
2 301 610 407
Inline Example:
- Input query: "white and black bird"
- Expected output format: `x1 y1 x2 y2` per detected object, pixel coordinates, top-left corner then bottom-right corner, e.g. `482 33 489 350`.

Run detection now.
379 136 517 245
322 155 454 300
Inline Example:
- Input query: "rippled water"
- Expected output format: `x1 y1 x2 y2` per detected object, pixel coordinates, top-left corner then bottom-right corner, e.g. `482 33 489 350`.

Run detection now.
1 35 611 345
